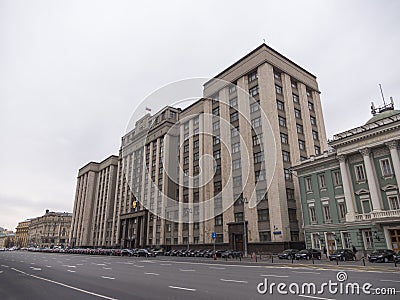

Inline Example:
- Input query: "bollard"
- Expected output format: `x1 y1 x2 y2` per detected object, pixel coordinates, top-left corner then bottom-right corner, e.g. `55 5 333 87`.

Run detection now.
256 255 258 262
271 255 274 263
312 257 314 264
291 257 294 264
362 257 365 266
260 254 262 261
336 259 339 265
239 255 241 262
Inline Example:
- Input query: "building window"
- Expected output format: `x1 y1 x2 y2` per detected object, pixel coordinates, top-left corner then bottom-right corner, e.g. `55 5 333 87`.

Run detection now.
184 145 189 153
318 174 326 189
257 209 269 221
259 231 271 242
296 124 304 134
232 143 240 153
255 170 266 181
233 175 242 187
281 133 289 144
388 196 400 210
333 171 342 186
294 108 301 119
315 145 321 155
305 177 312 192
213 136 220 145
312 233 320 249
250 101 260 113
249 85 259 97
193 116 199 125
213 150 221 159
284 168 292 181
232 159 241 170
184 122 189 130
251 117 261 128
229 84 236 94
338 202 346 220
170 111 177 119
212 107 219 116
253 134 262 146
274 70 281 80
248 70 257 83
361 199 371 214
310 116 316 125
193 140 199 149
363 230 374 249
229 97 238 107
214 181 222 192
230 111 239 122
215 214 223 226
282 150 290 162
256 189 267 201
216 234 224 243
286 188 295 201
298 140 305 150
253 151 264 163
308 101 314 111
234 212 244 222
277 100 284 111
231 126 240 137
278 116 286 127
292 94 299 103
275 85 282 95
291 81 297 89
194 152 199 161
213 121 220 131
380 158 393 177
312 131 319 140
183 156 189 165
323 205 331 222
309 206 316 223
354 164 366 182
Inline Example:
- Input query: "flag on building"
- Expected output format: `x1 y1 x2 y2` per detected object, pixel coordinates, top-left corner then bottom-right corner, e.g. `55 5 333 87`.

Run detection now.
145 107 152 112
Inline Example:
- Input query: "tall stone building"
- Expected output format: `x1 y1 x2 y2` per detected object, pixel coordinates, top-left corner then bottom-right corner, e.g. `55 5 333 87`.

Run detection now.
15 219 32 248
69 155 118 247
71 44 327 252
27 210 72 248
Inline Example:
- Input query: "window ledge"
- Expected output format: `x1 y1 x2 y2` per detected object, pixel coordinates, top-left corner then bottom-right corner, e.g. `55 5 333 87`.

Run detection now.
320 188 327 192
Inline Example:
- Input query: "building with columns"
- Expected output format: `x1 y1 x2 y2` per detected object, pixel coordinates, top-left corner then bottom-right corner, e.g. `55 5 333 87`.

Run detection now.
294 103 400 255
69 155 119 247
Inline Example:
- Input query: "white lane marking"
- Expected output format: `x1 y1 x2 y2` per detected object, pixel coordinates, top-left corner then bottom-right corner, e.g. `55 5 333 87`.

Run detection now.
220 279 248 284
67 270 76 273
0 271 3 274
140 260 155 263
380 279 400 283
10 268 117 300
134 265 144 268
103 267 112 270
168 286 196 291
292 271 320 274
209 267 226 270
46 266 52 268
179 269 195 272
93 263 106 266
101 276 115 280
63 265 76 268
144 272 159 276
32 268 42 271
20 261 24 263
261 274 289 278
76 264 83 266
298 295 335 300
160 263 171 266
30 263 35 265
1 265 9 268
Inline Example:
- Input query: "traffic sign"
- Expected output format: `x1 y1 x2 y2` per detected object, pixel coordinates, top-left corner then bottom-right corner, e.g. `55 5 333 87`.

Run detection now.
212 231 216 239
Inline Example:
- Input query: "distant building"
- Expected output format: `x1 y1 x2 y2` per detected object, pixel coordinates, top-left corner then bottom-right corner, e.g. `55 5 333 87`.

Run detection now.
27 210 72 248
0 228 15 248
294 101 400 255
15 219 32 248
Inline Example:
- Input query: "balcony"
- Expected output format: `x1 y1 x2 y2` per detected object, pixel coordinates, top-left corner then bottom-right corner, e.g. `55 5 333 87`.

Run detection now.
355 209 400 221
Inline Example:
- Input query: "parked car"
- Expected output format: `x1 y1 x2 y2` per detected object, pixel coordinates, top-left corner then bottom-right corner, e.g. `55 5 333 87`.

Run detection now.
278 249 299 260
136 249 156 257
329 249 355 261
394 251 400 263
121 249 134 256
368 249 396 263
152 249 164 256
295 249 321 260
221 250 242 258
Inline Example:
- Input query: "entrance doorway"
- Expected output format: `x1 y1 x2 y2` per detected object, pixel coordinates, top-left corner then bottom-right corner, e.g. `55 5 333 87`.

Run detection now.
389 229 400 251
325 232 337 255
232 233 243 252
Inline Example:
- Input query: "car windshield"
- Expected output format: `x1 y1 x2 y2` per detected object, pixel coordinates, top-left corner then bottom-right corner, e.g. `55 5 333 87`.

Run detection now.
299 250 308 254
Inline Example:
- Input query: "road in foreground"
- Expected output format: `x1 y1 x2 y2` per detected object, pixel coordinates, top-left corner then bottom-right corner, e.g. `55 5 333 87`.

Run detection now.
0 251 399 300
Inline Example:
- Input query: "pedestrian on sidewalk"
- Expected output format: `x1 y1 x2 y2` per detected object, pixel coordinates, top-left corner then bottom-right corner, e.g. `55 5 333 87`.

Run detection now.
323 246 327 259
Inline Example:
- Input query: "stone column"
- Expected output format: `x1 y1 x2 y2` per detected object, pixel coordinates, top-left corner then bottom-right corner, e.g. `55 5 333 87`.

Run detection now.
386 140 400 190
337 155 356 221
360 148 382 211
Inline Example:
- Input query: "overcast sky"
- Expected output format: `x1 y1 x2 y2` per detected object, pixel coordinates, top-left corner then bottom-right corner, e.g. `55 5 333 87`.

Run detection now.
1 0 399 231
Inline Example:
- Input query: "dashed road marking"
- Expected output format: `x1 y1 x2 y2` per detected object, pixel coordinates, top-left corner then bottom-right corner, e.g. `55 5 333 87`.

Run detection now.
220 279 248 284
134 265 144 268
292 271 320 274
179 269 195 272
1 265 9 268
67 270 76 273
261 274 289 278
63 265 76 268
168 286 196 291
380 279 400 283
103 267 112 270
144 272 159 276
160 263 171 266
101 276 115 280
209 267 226 270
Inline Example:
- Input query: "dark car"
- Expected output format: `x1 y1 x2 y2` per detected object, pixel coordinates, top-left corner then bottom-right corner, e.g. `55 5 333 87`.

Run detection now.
368 249 396 263
329 249 355 261
135 249 156 257
295 249 321 260
278 249 299 260
394 251 400 263
221 250 242 258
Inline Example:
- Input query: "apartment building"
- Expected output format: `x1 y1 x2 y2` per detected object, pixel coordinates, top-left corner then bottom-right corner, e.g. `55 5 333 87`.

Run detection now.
15 219 32 248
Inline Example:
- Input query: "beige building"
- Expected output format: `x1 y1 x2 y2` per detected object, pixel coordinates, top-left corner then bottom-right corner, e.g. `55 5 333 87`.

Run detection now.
15 219 32 248
71 44 327 252
69 155 119 247
28 210 72 248
0 228 15 248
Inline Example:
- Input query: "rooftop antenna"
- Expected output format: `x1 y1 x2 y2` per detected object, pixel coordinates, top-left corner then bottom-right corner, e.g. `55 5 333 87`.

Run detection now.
379 84 386 106
263 38 266 43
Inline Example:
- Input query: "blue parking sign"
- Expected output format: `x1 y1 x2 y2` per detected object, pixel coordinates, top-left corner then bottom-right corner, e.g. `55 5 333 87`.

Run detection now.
212 232 216 239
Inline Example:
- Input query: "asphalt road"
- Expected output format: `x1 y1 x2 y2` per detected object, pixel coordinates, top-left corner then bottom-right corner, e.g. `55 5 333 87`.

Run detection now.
0 251 399 300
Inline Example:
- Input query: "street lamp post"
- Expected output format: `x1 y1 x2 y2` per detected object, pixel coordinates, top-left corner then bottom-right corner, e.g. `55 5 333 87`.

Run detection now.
242 197 248 257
